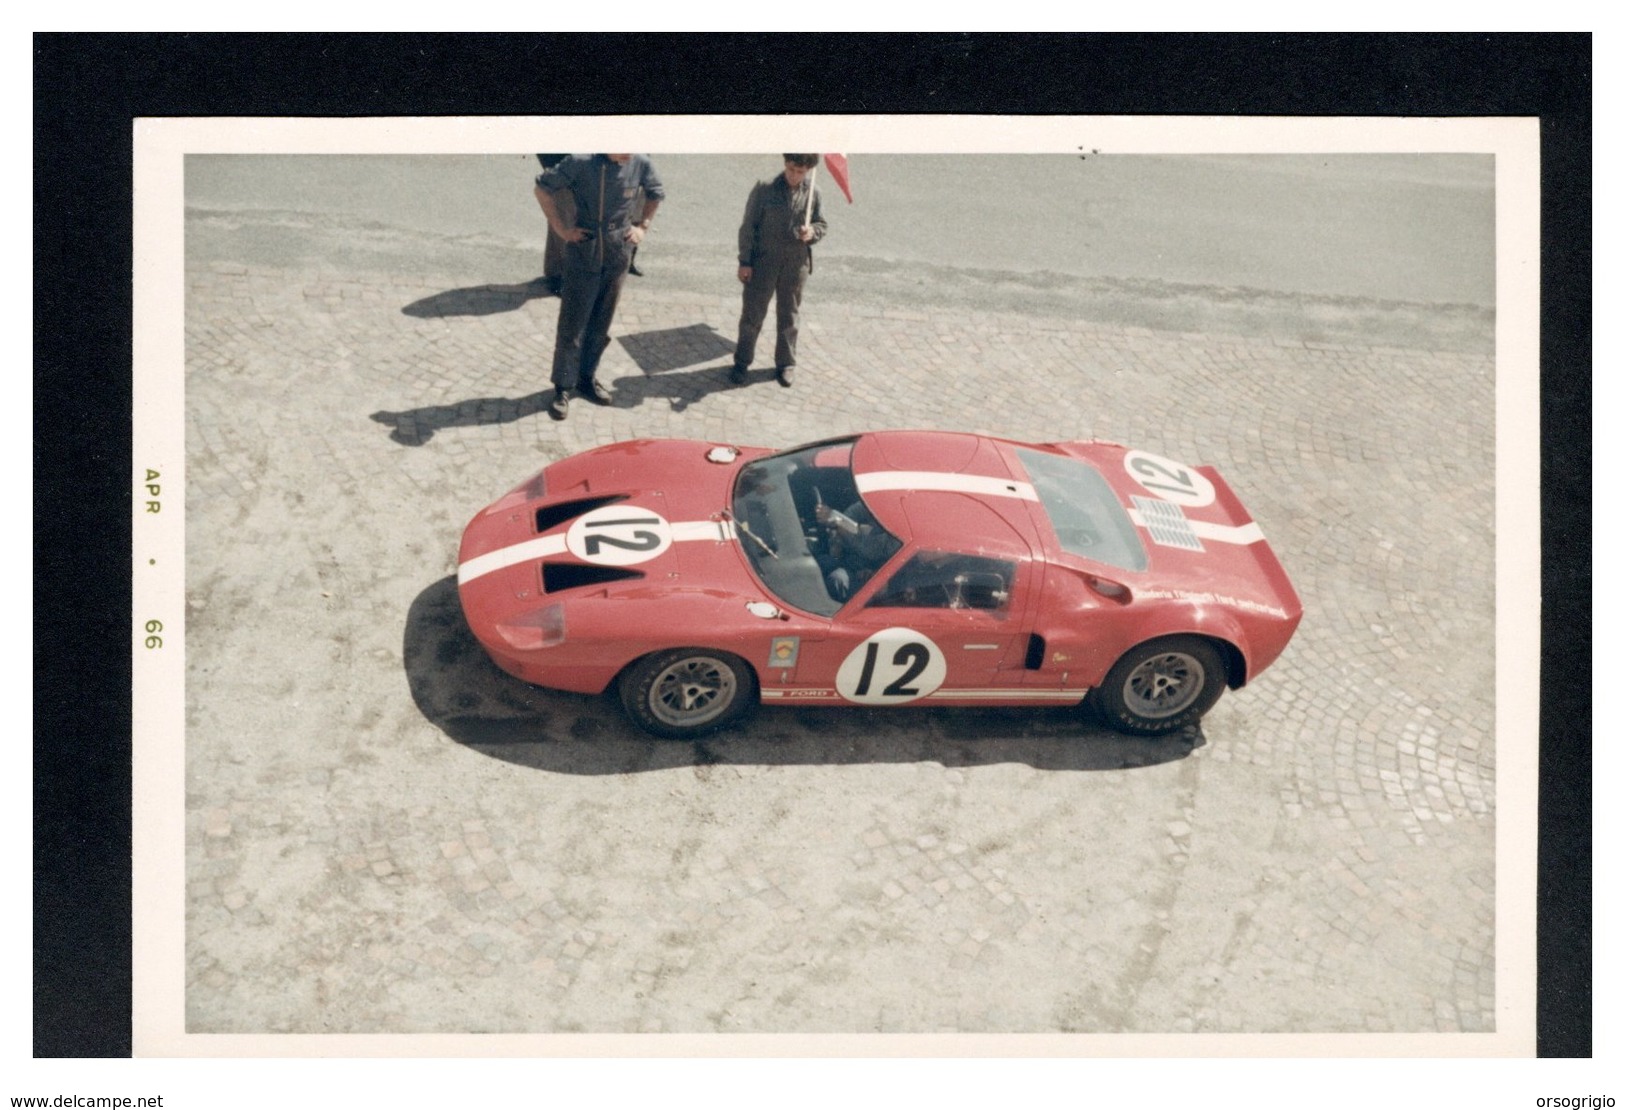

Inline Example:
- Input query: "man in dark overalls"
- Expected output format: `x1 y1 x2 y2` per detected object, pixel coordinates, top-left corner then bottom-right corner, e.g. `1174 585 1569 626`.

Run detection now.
732 154 827 388
533 154 569 294
534 154 664 419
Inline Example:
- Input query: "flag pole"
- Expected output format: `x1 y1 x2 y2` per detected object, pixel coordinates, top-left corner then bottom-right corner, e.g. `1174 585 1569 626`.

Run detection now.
803 165 816 231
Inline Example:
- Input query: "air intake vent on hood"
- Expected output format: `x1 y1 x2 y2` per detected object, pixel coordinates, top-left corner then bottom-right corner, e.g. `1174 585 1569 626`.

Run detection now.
542 563 646 594
535 494 628 535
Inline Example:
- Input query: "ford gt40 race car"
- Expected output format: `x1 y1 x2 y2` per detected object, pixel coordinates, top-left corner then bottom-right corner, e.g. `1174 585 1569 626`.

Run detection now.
457 431 1302 740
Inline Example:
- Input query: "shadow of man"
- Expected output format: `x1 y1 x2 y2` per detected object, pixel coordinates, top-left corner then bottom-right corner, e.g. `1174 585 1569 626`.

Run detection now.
402 281 553 319
616 323 737 375
603 324 754 413
371 391 550 446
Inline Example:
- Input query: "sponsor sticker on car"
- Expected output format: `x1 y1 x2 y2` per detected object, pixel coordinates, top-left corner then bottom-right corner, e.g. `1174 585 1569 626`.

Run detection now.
769 636 800 668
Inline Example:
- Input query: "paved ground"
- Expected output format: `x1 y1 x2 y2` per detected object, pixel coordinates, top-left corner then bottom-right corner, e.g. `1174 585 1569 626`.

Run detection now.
182 160 1495 1036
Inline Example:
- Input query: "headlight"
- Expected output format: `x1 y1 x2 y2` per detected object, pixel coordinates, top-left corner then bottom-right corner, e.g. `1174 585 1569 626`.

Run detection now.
496 603 566 650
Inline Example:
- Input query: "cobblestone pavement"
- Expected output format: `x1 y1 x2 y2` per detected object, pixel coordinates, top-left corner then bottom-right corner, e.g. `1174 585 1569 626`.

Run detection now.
183 254 1495 1035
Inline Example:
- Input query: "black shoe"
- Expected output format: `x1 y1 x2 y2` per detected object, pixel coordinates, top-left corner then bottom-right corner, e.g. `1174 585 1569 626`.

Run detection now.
729 364 748 385
577 378 613 405
628 263 644 277
548 389 570 420
775 365 795 387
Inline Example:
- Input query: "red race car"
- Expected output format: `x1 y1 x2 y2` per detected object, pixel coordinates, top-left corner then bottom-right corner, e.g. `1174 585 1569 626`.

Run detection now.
457 431 1302 740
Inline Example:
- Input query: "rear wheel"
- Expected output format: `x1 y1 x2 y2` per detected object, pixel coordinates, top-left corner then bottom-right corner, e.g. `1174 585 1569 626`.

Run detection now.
1094 636 1227 736
618 649 758 740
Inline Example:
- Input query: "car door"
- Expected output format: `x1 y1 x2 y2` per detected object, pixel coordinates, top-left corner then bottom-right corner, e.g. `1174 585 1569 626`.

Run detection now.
786 549 1039 707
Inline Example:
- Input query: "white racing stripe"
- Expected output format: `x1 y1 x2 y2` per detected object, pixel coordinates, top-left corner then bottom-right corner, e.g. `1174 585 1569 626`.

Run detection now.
1127 510 1266 546
457 535 568 584
925 689 1083 701
671 519 739 543
856 470 1039 501
762 687 1081 702
458 518 738 585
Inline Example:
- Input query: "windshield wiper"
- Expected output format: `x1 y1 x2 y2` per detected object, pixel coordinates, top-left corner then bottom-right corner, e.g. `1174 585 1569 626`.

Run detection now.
720 507 778 560
737 519 778 559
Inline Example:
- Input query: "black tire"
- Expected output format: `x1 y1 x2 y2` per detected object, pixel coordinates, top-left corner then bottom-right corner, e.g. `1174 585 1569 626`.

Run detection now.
1094 636 1227 736
618 648 758 740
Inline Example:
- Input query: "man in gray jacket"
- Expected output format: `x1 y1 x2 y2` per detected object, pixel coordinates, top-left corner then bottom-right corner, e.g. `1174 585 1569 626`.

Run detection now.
731 154 827 388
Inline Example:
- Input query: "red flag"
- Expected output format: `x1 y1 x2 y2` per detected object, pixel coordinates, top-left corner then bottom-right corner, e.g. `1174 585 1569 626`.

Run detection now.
823 153 853 203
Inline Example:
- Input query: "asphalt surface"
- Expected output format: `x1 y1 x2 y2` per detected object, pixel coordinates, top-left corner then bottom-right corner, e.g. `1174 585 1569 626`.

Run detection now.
186 153 1496 351
181 154 1496 1036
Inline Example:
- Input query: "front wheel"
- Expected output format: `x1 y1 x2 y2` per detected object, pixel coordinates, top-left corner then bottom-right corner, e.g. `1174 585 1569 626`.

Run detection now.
1094 636 1227 736
618 649 758 740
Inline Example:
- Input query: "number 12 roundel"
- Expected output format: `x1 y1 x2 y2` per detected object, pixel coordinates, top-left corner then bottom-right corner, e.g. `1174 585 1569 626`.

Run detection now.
835 628 948 705
566 504 674 567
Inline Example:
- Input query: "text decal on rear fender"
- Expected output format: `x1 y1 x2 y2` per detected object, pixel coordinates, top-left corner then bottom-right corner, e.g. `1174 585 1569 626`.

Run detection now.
835 629 947 705
1123 450 1215 508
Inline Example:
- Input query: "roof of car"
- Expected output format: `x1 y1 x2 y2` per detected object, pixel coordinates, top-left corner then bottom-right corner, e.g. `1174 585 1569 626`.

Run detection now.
850 431 1047 559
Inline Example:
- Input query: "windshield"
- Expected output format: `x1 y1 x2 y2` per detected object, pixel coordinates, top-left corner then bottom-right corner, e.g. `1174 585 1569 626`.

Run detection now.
1016 448 1148 572
731 439 903 617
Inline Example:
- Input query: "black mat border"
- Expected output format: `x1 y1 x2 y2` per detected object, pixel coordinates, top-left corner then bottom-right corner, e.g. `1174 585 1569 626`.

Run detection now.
32 32 1591 1058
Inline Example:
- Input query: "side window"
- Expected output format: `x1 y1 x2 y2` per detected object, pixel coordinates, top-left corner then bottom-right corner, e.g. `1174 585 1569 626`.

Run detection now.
868 552 1015 612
